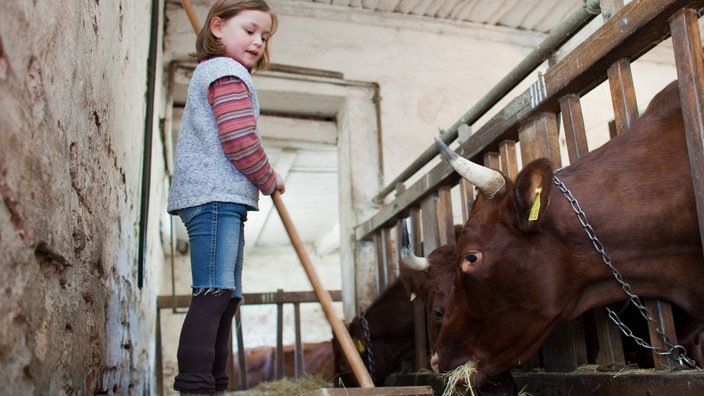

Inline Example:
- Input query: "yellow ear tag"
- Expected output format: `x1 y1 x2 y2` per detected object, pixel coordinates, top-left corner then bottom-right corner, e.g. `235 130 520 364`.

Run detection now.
356 339 366 353
409 292 417 302
528 186 542 221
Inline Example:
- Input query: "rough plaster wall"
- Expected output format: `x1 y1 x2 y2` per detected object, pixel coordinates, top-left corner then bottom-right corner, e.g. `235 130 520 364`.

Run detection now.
0 1 161 394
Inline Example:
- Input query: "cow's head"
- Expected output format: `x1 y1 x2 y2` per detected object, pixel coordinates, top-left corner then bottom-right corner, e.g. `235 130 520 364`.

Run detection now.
399 222 463 354
433 138 574 389
332 279 416 387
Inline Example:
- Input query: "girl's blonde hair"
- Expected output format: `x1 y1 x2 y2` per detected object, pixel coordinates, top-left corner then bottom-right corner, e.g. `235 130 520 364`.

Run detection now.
192 0 277 71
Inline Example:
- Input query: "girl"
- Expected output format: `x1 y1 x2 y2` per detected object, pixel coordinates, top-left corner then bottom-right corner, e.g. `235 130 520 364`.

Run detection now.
167 0 284 394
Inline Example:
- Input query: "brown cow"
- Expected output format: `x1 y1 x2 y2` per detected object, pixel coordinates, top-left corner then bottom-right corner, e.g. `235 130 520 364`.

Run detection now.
433 80 704 391
332 278 416 387
399 222 464 353
332 223 462 390
232 341 334 389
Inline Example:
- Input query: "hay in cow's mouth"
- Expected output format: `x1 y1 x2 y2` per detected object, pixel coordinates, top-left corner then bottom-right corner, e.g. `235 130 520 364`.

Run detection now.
441 362 478 396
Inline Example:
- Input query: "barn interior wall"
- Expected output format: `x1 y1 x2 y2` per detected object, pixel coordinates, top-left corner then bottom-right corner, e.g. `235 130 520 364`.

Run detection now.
0 1 167 394
107 0 686 393
0 0 683 393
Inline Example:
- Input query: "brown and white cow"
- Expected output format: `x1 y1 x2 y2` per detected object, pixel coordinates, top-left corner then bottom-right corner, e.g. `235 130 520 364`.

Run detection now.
433 80 704 390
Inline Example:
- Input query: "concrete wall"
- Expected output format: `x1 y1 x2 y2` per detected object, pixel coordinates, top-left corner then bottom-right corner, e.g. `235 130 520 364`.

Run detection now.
0 1 165 394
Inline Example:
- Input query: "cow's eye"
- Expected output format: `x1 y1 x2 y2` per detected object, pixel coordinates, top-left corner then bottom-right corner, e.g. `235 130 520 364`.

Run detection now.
465 253 480 263
460 251 482 273
431 307 445 322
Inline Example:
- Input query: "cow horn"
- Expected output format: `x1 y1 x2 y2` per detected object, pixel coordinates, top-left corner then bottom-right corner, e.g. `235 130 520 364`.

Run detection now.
400 219 428 271
434 136 505 199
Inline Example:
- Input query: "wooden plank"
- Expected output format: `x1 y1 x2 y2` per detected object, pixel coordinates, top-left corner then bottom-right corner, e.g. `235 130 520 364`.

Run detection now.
383 372 446 395
408 208 429 371
608 58 639 135
518 112 562 166
420 193 441 254
436 186 455 245
294 303 303 379
384 226 399 285
498 140 519 179
409 207 422 257
276 296 284 379
559 93 590 162
458 179 474 221
412 298 429 371
670 7 704 257
513 370 704 395
306 385 434 395
644 298 680 369
593 308 626 368
483 151 500 171
541 317 589 372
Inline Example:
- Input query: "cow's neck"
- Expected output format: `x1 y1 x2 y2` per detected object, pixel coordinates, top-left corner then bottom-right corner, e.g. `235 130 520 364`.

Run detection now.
549 173 704 322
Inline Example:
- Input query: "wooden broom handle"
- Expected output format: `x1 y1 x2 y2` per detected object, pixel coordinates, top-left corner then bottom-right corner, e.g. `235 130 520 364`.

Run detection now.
272 192 374 388
178 0 374 387
181 0 202 33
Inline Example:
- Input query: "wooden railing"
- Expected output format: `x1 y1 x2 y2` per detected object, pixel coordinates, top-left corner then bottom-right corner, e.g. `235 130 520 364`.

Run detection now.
354 0 704 393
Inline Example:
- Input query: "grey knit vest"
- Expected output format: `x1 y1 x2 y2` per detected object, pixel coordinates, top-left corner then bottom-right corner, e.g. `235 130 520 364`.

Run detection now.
167 57 261 214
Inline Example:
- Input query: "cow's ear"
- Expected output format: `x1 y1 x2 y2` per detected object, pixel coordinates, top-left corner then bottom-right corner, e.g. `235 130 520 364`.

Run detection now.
514 158 554 232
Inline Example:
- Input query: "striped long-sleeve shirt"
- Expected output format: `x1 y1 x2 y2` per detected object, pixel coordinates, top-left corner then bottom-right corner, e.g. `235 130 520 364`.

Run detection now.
209 76 276 195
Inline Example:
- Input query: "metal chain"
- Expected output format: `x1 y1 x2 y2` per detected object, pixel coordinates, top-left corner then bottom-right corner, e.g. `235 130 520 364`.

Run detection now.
359 311 377 382
552 175 700 369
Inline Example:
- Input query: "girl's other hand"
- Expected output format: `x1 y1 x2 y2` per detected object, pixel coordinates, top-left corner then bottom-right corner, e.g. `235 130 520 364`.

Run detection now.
274 171 286 194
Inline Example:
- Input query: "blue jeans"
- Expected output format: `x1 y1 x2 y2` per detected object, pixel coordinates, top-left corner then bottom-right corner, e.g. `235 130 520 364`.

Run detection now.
177 202 247 299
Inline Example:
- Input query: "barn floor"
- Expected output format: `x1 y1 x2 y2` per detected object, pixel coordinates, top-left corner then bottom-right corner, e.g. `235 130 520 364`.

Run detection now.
226 377 434 395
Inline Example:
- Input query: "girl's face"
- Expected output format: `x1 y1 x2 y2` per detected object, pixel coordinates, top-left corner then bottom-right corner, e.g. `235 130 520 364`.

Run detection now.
210 9 272 68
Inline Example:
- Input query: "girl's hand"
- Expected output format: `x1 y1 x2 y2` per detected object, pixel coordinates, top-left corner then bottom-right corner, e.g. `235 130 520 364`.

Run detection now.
274 171 286 194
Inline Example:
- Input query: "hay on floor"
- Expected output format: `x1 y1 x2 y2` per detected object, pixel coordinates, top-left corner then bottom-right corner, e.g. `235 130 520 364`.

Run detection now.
230 374 332 396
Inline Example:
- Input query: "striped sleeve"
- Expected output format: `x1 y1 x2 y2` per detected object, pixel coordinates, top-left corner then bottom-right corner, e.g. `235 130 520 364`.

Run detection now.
209 76 276 195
